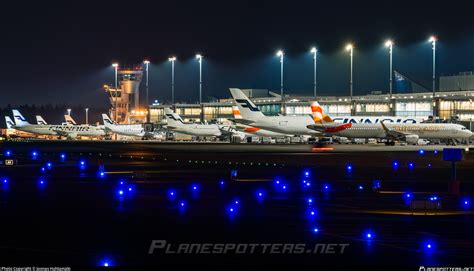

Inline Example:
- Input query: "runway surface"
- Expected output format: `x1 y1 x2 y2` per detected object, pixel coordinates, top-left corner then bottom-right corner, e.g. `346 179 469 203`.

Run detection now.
0 141 473 267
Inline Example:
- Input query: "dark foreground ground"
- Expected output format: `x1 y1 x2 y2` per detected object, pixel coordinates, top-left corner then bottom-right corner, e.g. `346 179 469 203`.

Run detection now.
0 141 473 269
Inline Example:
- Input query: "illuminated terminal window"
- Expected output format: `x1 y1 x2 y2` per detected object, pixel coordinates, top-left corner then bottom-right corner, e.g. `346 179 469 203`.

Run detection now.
259 104 281 116
356 103 390 113
395 101 432 117
324 104 351 116
176 108 201 116
285 105 312 115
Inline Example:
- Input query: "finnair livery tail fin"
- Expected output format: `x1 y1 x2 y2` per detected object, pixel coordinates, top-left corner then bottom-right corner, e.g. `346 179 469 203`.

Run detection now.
102 114 115 127
12 110 30 127
64 115 77 125
164 108 184 126
5 116 15 129
229 88 265 120
36 115 47 125
310 102 333 123
232 106 242 119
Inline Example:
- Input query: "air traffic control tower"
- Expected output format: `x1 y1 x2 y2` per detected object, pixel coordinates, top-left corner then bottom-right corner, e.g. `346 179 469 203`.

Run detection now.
104 65 145 124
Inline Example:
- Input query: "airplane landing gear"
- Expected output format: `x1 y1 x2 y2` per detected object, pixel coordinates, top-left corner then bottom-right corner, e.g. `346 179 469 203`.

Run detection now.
385 140 395 146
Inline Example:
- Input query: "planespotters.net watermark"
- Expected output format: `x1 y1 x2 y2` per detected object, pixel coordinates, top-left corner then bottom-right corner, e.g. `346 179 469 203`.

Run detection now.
148 240 350 255
419 267 474 271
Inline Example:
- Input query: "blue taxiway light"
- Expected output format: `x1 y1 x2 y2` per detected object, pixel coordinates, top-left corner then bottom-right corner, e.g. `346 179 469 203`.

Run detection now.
323 184 329 190
422 240 435 252
60 153 66 159
434 150 439 154
313 227 319 233
364 229 375 240
346 163 353 173
303 170 311 177
429 195 438 201
46 162 52 168
427 163 432 168
408 162 415 170
41 167 46 173
5 150 12 157
128 187 132 192
392 160 399 170
2 178 8 184
418 149 425 155
307 198 313 204
99 259 112 267
179 201 186 207
405 192 413 199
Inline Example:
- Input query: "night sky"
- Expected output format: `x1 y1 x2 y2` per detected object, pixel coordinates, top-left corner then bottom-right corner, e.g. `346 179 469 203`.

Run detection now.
1 0 473 107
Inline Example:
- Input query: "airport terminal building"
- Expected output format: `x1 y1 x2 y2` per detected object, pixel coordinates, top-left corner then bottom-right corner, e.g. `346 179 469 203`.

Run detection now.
149 72 474 129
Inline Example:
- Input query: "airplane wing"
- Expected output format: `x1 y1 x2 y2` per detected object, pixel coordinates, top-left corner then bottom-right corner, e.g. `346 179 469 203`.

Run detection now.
380 122 406 140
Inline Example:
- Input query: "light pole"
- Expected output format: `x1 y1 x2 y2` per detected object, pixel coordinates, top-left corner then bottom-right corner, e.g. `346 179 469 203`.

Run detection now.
85 108 89 125
310 47 317 98
429 36 437 116
276 50 284 98
345 44 354 102
143 60 150 107
112 63 119 122
196 54 203 104
169 57 176 104
384 40 393 99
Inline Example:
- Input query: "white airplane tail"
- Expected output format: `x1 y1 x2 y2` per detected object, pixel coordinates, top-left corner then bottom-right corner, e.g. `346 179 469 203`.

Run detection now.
64 115 77 125
229 88 265 120
102 114 115 127
164 108 185 127
12 110 30 127
36 115 48 125
5 116 15 129
310 101 333 123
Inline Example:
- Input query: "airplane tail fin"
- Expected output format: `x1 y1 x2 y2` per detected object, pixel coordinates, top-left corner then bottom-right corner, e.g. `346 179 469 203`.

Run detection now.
12 110 30 126
310 102 333 123
229 88 265 120
5 116 15 129
64 115 77 125
232 106 242 119
36 115 47 125
164 108 184 126
102 114 115 127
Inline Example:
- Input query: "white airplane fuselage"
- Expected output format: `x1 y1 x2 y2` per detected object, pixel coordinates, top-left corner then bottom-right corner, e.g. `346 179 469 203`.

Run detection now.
14 124 106 137
167 123 222 137
332 123 472 139
245 115 320 136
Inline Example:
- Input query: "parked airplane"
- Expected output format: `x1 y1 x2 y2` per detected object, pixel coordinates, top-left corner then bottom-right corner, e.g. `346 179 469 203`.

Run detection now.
230 88 350 136
101 114 163 139
231 106 292 138
306 104 472 145
36 115 48 125
163 108 222 137
11 110 106 139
